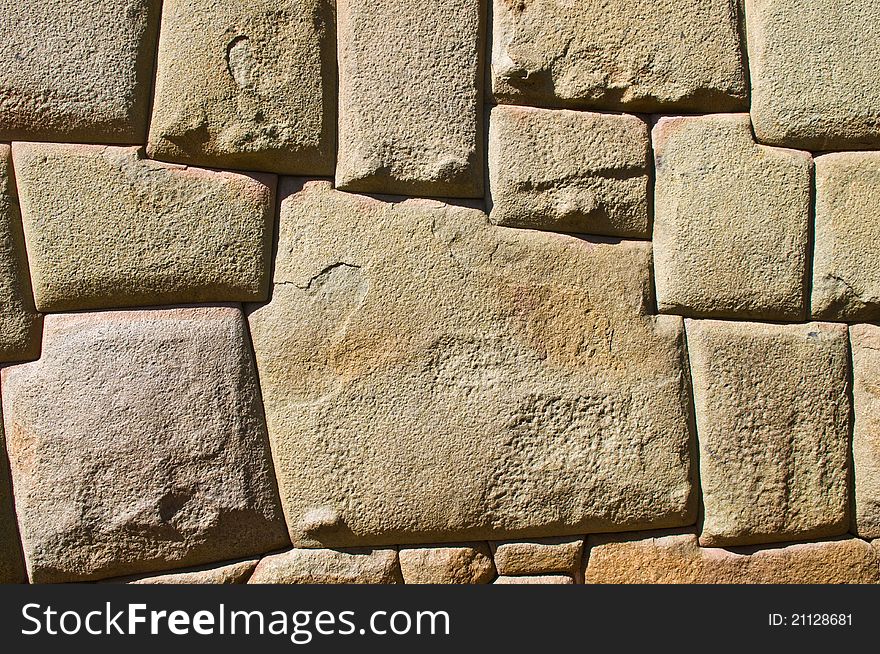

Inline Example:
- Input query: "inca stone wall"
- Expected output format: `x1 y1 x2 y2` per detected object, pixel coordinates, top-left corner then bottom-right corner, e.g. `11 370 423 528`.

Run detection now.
0 0 878 585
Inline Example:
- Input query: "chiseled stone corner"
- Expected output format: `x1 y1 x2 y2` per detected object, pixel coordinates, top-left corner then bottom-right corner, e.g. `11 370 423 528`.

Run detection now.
399 543 496 584
494 575 574 584
850 324 880 539
247 179 696 548
148 0 335 175
488 106 650 237
0 415 25 583
249 548 403 584
686 320 850 547
335 0 484 197
585 531 880 583
653 114 811 320
745 0 880 150
491 536 584 578
0 0 160 143
2 307 289 583
491 0 747 112
812 153 880 320
112 559 259 584
12 142 276 312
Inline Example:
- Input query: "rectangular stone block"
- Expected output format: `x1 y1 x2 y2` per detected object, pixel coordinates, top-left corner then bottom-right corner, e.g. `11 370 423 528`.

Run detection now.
247 180 696 548
686 320 850 547
746 0 880 150
249 548 402 584
147 0 335 175
850 324 880 539
399 544 495 584
491 0 747 112
491 536 584 577
0 0 160 143
488 106 650 237
12 142 276 312
335 0 484 197
653 114 812 320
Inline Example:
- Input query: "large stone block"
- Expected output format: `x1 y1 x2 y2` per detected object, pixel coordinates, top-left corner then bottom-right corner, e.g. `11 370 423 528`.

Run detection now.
653 114 812 320
249 548 402 584
745 0 880 150
491 0 747 112
2 307 289 583
686 320 850 547
335 0 484 197
488 106 650 237
398 544 496 584
12 143 275 312
491 536 584 577
247 180 695 548
812 153 880 321
585 531 880 584
0 0 160 143
850 324 880 538
147 0 335 175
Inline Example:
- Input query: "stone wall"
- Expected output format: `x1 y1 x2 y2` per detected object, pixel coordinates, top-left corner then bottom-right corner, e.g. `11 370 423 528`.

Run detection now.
0 0 878 584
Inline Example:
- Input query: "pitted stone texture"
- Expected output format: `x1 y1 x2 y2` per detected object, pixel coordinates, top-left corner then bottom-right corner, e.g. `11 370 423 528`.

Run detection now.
491 0 747 112
123 559 259 584
0 420 25 583
2 307 289 583
492 537 584 577
148 0 334 175
335 0 483 197
0 0 159 143
488 106 650 237
812 154 880 321
653 114 812 321
0 145 40 362
12 143 275 312
249 548 402 584
850 324 880 538
686 320 850 547
745 0 880 150
247 180 695 548
586 532 880 584
399 544 496 584
494 575 574 584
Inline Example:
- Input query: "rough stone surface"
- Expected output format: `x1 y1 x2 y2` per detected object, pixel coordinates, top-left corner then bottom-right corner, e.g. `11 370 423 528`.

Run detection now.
147 0 335 175
121 559 259 584
491 0 747 112
488 106 650 237
850 324 880 539
249 548 403 584
399 543 496 584
745 0 880 150
335 0 483 197
0 0 160 143
12 142 275 312
586 532 880 583
0 145 40 362
247 180 695 548
686 320 851 547
494 575 574 584
492 536 584 577
2 307 289 583
0 417 25 583
812 153 880 321
653 114 812 321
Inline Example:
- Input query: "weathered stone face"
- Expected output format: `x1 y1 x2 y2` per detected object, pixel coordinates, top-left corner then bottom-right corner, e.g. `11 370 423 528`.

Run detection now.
850 324 880 539
121 559 259 584
0 0 160 143
488 106 650 237
686 320 851 547
491 537 583 577
812 153 880 321
249 548 403 584
399 544 496 584
2 307 289 583
12 143 276 312
335 0 484 197
147 0 335 175
248 180 695 548
653 114 812 321
745 0 880 150
491 0 747 112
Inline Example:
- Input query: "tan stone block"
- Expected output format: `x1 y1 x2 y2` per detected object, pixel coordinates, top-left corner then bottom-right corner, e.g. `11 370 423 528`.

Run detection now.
399 543 495 584
2 307 289 583
0 0 160 143
12 143 275 312
147 0 334 175
117 559 259 584
492 536 584 576
850 324 880 538
249 548 402 584
653 114 812 320
686 320 850 547
586 532 880 584
494 575 573 584
335 0 484 197
488 106 650 237
491 0 747 112
746 0 880 150
812 153 880 320
247 180 695 548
